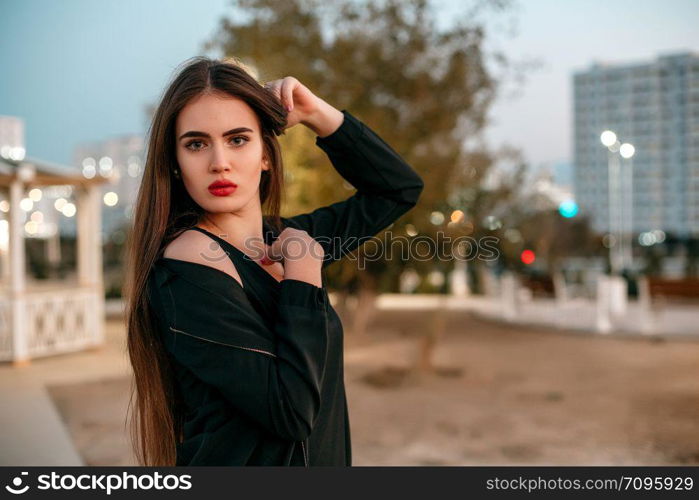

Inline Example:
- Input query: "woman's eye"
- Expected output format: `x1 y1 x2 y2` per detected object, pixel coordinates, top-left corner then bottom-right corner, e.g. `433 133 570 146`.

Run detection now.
185 136 249 151
230 136 249 146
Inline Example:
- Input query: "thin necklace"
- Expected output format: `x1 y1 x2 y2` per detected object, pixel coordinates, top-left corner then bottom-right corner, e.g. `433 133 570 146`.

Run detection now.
199 216 228 240
198 216 249 256
199 216 272 267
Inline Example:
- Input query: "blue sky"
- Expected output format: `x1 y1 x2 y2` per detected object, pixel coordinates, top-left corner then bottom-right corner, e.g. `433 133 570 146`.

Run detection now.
1 0 698 169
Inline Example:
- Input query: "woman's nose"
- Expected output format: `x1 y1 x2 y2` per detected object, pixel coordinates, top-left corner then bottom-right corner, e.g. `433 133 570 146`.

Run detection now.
210 162 231 172
209 144 231 172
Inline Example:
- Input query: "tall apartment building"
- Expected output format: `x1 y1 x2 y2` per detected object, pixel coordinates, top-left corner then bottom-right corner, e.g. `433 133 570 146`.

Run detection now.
573 51 699 238
72 135 145 237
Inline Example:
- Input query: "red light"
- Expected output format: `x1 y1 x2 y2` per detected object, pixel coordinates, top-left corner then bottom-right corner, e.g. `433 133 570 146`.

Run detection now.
521 249 535 265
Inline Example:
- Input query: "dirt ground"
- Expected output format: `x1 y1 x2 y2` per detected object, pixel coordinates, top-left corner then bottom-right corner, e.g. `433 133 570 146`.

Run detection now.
47 310 699 466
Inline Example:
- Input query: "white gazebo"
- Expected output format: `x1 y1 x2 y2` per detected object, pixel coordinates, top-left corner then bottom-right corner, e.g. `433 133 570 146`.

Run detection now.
0 156 107 365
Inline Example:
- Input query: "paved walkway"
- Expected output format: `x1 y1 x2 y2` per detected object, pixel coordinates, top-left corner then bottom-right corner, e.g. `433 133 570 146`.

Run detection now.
0 377 84 465
0 317 131 466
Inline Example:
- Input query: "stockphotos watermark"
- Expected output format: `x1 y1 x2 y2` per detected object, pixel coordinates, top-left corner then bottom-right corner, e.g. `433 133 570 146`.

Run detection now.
4 470 192 495
198 231 501 270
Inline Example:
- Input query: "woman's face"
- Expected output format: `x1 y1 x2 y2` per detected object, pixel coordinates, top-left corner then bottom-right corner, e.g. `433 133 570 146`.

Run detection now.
174 92 269 215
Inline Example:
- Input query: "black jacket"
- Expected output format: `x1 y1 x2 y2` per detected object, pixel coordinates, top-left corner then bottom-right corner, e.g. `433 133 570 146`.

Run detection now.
146 109 424 466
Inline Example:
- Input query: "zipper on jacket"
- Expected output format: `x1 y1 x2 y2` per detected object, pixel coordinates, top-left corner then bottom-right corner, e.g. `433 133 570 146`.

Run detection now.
300 440 308 467
168 326 277 358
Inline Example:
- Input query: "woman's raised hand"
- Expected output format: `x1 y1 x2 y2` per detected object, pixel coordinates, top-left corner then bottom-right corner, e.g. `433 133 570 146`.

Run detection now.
263 76 344 137
262 76 321 130
262 227 324 287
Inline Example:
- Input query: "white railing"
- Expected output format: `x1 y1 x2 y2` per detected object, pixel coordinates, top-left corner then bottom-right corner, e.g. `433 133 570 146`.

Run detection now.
0 286 103 362
0 299 11 360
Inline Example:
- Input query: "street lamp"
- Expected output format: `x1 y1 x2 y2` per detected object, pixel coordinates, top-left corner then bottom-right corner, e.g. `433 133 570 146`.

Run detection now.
619 143 635 272
619 143 635 159
600 130 622 275
599 131 635 275
597 131 635 329
600 130 617 148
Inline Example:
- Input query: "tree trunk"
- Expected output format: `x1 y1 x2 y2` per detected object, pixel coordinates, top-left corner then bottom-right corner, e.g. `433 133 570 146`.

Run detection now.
351 274 378 339
415 294 447 374
333 288 351 319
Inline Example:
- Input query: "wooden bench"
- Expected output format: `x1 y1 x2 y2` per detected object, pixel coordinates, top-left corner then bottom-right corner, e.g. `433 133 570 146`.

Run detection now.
520 275 555 298
646 277 699 303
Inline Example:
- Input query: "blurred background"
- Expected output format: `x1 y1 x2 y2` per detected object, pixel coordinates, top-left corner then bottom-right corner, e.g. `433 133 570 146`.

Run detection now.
1 0 698 466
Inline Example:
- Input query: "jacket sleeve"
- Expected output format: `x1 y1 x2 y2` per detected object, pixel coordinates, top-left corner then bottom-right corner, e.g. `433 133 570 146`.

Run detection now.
149 263 329 442
282 109 424 268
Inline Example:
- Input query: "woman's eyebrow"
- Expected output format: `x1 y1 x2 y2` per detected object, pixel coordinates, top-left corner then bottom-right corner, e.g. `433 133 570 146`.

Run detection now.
178 127 253 141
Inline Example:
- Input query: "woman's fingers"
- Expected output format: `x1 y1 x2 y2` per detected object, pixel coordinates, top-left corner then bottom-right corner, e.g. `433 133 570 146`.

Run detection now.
281 77 296 111
264 78 296 112
263 80 281 102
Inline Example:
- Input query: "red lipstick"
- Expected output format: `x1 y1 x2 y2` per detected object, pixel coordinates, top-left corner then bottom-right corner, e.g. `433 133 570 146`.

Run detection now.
208 179 238 196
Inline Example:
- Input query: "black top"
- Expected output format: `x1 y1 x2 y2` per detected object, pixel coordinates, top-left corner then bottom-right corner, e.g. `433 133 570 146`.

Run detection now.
146 109 424 466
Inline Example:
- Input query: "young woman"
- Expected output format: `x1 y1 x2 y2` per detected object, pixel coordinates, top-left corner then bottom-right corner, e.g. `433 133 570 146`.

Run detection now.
125 56 424 466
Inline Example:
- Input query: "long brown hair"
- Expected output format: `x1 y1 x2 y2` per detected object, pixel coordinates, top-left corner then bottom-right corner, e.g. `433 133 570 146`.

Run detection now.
124 56 287 466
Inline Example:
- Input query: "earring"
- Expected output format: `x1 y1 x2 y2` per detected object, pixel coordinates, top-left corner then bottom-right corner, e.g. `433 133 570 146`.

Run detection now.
173 168 180 179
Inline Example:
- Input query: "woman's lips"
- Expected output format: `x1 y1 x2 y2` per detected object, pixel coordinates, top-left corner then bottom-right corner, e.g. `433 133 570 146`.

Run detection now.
208 179 238 196
208 185 237 196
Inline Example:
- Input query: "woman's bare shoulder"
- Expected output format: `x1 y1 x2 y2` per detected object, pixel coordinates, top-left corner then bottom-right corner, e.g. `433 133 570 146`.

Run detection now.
162 229 243 288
